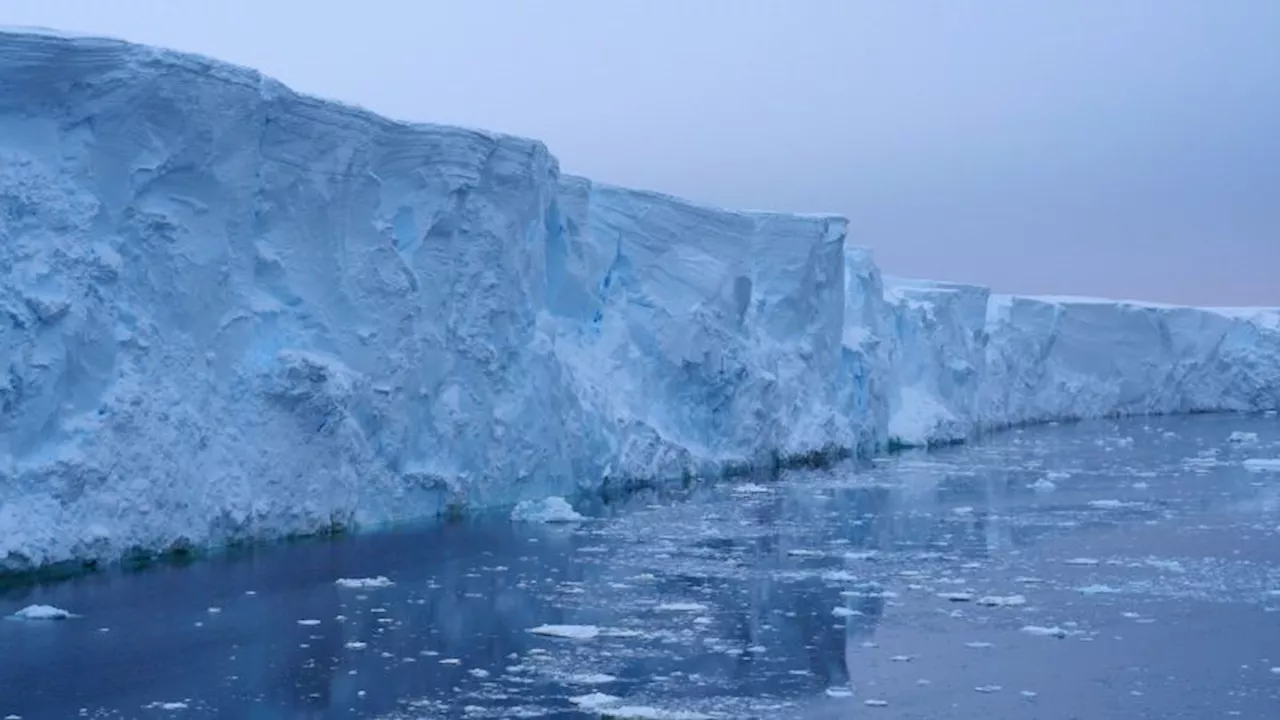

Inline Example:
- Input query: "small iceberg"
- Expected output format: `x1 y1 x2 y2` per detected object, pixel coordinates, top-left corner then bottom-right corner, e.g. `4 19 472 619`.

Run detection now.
570 692 621 710
568 673 618 685
510 496 586 523
9 604 75 621
1021 625 1072 638
527 624 600 640
1030 477 1058 492
335 576 394 589
654 602 708 612
1243 459 1280 473
976 594 1027 607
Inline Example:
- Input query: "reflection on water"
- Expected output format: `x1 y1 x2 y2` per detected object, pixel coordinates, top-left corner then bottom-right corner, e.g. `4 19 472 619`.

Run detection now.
1 414 1279 718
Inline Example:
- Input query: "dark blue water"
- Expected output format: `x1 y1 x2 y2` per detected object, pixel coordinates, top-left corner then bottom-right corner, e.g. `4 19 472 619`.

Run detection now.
2 414 1279 719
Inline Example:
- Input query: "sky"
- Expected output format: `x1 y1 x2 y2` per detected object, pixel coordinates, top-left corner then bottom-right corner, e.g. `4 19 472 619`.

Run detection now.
6 0 1278 305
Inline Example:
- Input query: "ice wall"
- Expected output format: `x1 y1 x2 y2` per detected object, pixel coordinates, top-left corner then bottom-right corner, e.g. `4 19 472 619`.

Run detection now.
881 278 990 446
0 29 856 571
980 296 1280 428
550 177 857 479
0 28 1277 573
877 283 1280 446
0 28 602 570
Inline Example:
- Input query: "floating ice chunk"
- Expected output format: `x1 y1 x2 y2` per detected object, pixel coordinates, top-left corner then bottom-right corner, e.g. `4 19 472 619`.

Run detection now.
1020 690 1038 699
937 592 974 602
786 549 825 557
570 693 621 710
964 641 994 648
1030 477 1058 492
1064 557 1100 566
1243 459 1280 473
1021 625 1071 638
296 619 321 626
1089 499 1137 509
1229 431 1260 444
345 641 367 650
510 497 585 523
824 687 853 698
976 594 1027 607
143 702 189 711
654 602 708 612
731 483 772 494
863 699 888 707
9 605 75 620
1077 584 1121 595
1144 558 1184 573
568 673 618 685
527 624 599 640
832 606 861 618
335 576 394 589
602 707 713 720
891 655 914 662
975 685 1003 693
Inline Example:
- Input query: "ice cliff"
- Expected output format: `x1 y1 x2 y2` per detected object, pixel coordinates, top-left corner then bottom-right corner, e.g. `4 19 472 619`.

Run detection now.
1 28 1277 573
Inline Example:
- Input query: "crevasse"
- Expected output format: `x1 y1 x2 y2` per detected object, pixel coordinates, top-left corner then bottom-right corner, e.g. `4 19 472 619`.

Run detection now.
1 28 1277 572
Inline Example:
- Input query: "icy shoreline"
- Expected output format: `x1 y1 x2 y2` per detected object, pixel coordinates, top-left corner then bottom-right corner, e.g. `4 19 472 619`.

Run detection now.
1 28 1277 574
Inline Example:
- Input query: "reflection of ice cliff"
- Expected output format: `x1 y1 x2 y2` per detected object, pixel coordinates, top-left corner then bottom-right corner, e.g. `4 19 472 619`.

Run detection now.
2 27 1278 572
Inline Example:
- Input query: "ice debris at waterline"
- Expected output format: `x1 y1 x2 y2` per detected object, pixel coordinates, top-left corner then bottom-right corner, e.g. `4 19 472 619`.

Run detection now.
510 496 585 523
0 27 1278 574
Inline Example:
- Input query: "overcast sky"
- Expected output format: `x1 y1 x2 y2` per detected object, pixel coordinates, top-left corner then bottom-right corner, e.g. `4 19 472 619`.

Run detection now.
7 0 1278 305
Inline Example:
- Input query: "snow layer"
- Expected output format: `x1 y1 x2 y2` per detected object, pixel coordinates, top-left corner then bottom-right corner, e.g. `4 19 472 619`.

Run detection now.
0 29 1277 572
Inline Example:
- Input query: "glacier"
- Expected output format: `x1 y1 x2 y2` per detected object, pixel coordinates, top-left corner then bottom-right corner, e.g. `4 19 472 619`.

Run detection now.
0 28 1277 573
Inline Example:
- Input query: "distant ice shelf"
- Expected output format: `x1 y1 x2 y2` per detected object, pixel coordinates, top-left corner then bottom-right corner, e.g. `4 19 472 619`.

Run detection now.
1 28 1277 573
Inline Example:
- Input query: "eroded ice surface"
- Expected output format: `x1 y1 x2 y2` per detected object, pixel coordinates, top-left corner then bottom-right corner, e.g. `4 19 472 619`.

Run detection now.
3 415 1279 719
0 28 1278 572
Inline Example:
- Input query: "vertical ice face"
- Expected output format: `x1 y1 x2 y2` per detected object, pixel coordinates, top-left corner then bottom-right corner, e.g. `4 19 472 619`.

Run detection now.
981 297 1280 428
881 278 990 446
549 177 855 479
841 247 891 452
0 28 594 569
874 289 1280 445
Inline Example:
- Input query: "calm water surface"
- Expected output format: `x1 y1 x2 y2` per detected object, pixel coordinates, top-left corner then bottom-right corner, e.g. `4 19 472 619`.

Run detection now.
2 414 1279 719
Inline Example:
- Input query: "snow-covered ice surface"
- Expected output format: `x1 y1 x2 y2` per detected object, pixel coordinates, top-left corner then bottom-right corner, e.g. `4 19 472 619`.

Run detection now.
4 414 1280 719
1 27 1279 573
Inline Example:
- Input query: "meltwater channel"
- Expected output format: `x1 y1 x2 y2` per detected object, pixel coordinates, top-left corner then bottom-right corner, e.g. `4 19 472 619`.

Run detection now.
3 413 1280 719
